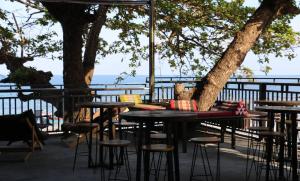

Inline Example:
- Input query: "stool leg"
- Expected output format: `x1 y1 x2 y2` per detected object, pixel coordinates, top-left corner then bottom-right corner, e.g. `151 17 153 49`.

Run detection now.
73 135 80 172
199 144 209 181
155 152 163 181
189 144 198 181
203 145 214 181
124 147 131 181
216 143 220 181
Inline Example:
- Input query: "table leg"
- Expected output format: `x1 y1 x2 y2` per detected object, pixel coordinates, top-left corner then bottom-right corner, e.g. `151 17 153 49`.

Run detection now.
291 113 298 181
278 113 285 180
88 107 94 167
118 108 123 139
144 122 151 181
182 122 187 153
108 108 114 169
99 108 104 167
166 122 174 181
136 122 143 181
265 112 275 181
231 120 236 149
173 122 180 181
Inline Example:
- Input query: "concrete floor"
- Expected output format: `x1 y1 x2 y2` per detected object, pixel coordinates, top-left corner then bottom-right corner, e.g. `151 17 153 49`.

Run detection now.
0 133 287 181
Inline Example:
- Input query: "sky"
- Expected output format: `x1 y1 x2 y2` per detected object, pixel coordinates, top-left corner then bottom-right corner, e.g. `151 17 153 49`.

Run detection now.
1 0 300 77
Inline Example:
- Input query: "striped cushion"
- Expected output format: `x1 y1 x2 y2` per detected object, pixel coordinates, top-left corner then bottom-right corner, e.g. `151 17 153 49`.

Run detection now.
119 94 142 104
169 100 198 112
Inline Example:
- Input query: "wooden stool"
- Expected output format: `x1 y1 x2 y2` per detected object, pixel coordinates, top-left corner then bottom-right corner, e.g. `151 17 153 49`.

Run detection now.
189 137 221 181
142 144 174 181
100 139 131 181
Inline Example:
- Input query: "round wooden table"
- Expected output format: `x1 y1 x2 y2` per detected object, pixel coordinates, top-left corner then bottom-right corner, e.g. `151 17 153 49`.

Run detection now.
120 110 198 181
254 100 300 106
77 102 134 168
255 106 300 181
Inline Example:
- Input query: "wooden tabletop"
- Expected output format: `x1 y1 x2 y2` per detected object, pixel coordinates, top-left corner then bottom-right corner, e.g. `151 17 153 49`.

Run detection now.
76 102 135 108
120 110 198 122
254 100 300 106
255 106 300 113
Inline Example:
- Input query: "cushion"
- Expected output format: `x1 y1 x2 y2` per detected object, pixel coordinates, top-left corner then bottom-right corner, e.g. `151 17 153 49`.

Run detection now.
169 99 198 112
214 100 248 117
119 94 142 104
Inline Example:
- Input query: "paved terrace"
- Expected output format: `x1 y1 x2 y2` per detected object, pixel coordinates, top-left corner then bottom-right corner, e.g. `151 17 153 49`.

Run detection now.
0 133 275 181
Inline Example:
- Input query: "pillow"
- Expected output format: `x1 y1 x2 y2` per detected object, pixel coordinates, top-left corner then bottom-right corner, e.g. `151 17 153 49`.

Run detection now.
235 100 248 116
215 100 248 116
119 94 142 104
169 99 198 112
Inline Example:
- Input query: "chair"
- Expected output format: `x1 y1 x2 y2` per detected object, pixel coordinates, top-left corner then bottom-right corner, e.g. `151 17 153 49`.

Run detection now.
0 110 44 161
118 94 142 138
34 110 53 130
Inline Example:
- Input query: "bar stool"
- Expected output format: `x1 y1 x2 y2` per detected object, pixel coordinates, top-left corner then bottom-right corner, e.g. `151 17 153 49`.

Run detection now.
61 122 100 171
189 136 221 181
99 139 131 181
246 130 285 181
142 144 174 181
245 126 269 180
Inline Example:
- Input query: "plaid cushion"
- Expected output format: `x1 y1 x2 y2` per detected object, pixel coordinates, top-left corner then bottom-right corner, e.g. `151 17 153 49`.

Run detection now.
119 94 142 104
169 99 198 112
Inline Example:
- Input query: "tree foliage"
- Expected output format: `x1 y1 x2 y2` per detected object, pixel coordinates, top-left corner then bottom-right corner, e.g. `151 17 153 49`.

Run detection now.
1 0 299 81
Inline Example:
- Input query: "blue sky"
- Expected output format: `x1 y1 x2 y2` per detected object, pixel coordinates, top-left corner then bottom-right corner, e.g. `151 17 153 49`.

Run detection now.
1 0 300 76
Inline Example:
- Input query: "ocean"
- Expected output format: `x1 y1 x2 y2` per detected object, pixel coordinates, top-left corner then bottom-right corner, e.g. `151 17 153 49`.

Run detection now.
50 75 149 85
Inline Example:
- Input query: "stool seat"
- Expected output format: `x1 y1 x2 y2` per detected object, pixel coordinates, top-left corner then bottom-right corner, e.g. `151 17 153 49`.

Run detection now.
275 119 292 124
62 122 99 134
248 127 269 132
189 137 221 144
99 139 131 147
150 133 167 139
113 121 137 126
258 131 285 137
142 144 174 152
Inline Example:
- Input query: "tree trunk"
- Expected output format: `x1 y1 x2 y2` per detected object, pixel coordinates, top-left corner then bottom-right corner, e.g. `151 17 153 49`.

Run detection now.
62 20 88 122
192 0 299 111
83 6 108 85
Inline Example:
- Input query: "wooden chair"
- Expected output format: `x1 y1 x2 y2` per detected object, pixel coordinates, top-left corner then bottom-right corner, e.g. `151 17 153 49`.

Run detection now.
0 110 44 161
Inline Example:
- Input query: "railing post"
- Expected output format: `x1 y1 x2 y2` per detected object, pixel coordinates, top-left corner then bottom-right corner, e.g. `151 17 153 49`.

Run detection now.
259 83 267 100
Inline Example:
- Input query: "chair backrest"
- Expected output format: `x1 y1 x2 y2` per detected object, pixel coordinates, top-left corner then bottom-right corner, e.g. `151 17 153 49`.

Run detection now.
169 99 198 112
119 94 142 104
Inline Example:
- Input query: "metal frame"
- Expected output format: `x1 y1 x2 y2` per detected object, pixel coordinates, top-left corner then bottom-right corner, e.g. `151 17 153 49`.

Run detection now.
38 0 156 102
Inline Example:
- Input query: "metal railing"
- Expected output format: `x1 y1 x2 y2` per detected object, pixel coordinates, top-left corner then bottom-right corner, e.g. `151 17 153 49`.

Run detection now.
0 85 149 132
1 77 300 133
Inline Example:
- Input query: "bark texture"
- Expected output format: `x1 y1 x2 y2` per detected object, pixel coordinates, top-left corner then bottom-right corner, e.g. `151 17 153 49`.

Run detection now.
192 0 300 111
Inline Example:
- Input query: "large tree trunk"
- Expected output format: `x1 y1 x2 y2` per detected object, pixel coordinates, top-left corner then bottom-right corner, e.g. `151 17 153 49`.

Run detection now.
62 20 88 122
191 0 299 111
42 3 91 122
